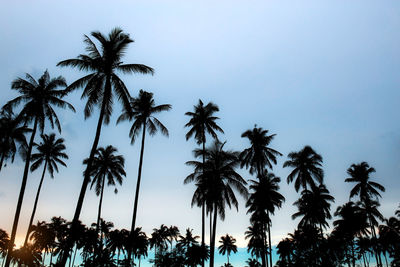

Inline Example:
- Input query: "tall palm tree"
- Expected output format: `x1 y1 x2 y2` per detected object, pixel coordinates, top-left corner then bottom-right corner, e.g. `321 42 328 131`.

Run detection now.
345 162 385 267
56 28 153 265
0 109 30 171
245 223 265 263
283 145 324 192
85 145 125 241
185 99 224 263
185 141 248 267
117 89 170 260
2 70 74 267
240 126 281 175
246 172 285 267
24 133 68 246
218 234 237 265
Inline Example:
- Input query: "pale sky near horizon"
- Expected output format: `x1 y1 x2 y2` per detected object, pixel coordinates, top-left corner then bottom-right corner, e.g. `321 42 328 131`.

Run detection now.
0 0 399 250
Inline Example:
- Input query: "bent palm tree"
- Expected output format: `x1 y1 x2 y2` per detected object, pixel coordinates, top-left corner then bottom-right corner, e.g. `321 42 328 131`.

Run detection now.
283 145 324 192
185 99 223 264
218 234 237 265
24 133 68 246
240 126 281 176
0 110 30 171
117 89 170 261
57 28 153 265
2 71 74 267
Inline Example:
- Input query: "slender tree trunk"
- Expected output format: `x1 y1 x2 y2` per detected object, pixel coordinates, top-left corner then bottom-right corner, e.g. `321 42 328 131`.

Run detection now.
71 246 77 267
267 219 273 267
0 152 5 171
96 174 106 259
201 141 205 267
24 160 48 246
58 81 110 266
362 252 367 267
4 118 38 267
370 222 382 267
227 253 229 264
209 205 217 267
264 223 268 267
128 121 147 263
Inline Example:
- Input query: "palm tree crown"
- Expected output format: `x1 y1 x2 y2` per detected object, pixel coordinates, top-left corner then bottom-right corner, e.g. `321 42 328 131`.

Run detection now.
218 234 237 264
283 145 324 192
240 126 282 175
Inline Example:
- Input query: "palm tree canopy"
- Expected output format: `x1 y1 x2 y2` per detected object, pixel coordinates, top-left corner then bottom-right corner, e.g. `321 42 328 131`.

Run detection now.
185 99 224 145
30 133 68 177
57 28 154 124
333 201 370 237
185 141 248 220
246 172 285 222
0 110 30 166
292 184 335 229
84 145 126 196
177 228 199 250
283 145 324 192
345 162 385 202
240 126 282 174
3 70 75 132
218 234 237 256
117 89 171 143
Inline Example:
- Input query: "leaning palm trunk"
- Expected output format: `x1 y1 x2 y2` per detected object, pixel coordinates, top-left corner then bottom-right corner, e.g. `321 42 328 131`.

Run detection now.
128 121 147 262
210 204 218 267
201 140 206 267
4 118 38 267
59 81 110 266
95 174 106 258
24 160 48 246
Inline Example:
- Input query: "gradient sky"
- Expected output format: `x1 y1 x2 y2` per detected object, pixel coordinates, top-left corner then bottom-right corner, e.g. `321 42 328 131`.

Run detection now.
1 0 399 259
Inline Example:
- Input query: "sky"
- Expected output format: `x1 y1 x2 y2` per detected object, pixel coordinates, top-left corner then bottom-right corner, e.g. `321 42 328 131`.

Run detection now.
1 0 400 265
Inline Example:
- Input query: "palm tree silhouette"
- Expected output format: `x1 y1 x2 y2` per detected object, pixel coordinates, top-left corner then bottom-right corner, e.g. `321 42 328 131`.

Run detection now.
292 184 334 231
0 229 10 261
240 126 281 176
245 223 265 263
2 70 74 267
246 172 285 267
177 228 199 252
56 28 153 265
185 141 248 267
23 133 68 247
117 89 170 261
345 162 385 267
185 99 223 263
283 145 324 192
0 109 30 171
84 146 125 239
218 234 237 265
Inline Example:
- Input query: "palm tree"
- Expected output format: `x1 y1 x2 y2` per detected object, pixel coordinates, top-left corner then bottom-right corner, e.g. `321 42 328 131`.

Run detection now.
292 184 335 231
283 145 324 192
240 126 282 175
0 109 30 171
85 145 125 239
2 70 74 267
345 162 385 267
246 172 285 267
245 223 265 263
185 99 224 262
246 258 262 267
177 228 199 252
185 141 248 267
0 229 9 262
218 234 237 265
117 89 170 260
24 133 68 246
56 28 153 265
166 226 180 251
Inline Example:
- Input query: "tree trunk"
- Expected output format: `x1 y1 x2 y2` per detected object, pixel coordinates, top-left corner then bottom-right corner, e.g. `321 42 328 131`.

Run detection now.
128 121 147 262
201 141 205 267
4 118 38 267
71 246 77 267
96 174 106 259
0 152 5 171
209 205 217 267
267 219 273 267
58 80 110 266
24 160 48 246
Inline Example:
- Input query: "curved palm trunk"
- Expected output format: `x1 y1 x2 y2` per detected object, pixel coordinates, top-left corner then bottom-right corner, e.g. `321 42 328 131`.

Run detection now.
209 204 217 267
128 121 147 262
4 118 37 267
96 174 106 258
24 160 48 246
58 80 110 266
201 140 206 267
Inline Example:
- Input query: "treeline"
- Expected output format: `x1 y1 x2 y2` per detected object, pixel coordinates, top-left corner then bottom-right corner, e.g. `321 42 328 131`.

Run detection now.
0 27 399 267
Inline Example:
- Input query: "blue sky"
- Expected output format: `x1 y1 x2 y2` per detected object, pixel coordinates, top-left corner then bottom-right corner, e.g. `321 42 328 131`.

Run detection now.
0 0 399 264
